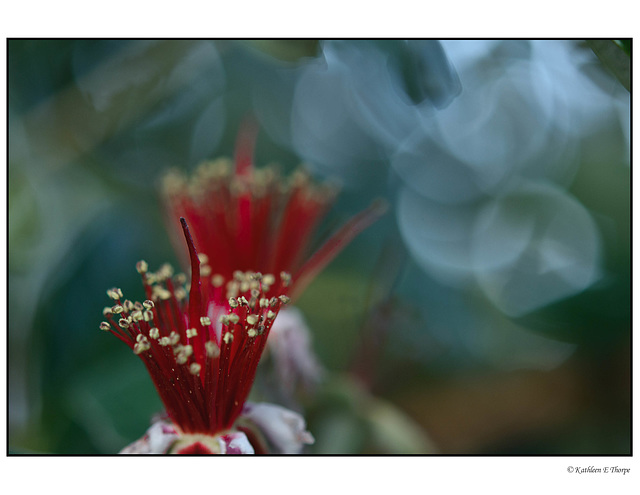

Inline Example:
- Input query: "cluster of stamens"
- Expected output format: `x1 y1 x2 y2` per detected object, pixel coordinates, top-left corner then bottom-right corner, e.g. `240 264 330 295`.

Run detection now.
162 150 386 304
163 158 338 205
100 254 291 434
161 158 344 301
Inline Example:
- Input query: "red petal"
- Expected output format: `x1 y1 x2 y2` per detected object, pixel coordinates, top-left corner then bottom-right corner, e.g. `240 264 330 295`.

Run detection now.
292 199 388 300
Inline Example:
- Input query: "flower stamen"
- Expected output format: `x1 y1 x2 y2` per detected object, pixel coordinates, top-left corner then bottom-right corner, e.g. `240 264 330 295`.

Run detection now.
101 223 292 436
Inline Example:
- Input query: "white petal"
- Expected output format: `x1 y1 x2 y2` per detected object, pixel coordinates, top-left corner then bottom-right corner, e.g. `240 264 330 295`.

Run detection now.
120 420 179 454
242 402 314 454
268 307 324 393
217 431 255 454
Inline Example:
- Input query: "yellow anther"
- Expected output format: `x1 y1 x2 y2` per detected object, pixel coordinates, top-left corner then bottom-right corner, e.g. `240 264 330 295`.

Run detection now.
186 328 198 339
233 270 244 281
219 315 230 325
143 300 154 309
118 318 131 329
103 306 113 316
99 322 111 331
112 304 124 314
169 331 180 346
189 363 201 375
200 265 212 277
238 296 249 306
290 168 309 187
239 281 250 293
226 281 240 298
143 310 154 322
269 297 278 308
228 297 239 308
205 341 220 358
250 289 260 298
198 253 209 264
279 295 291 304
223 332 234 344
107 288 123 300
246 314 259 326
200 316 211 326
175 273 187 285
175 344 193 364
136 260 149 274
124 300 135 312
133 336 150 355
134 301 144 311
262 274 276 286
133 342 150 355
247 328 258 338
280 272 292 287
211 274 225 287
174 288 187 300
228 314 240 324
159 337 171 347
149 328 160 339
230 177 248 196
158 263 174 279
159 288 173 300
267 310 276 319
259 298 269 308
162 169 187 194
131 310 144 322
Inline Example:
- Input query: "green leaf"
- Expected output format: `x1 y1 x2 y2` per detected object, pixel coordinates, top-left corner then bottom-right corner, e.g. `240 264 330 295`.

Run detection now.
614 39 631 56
586 39 630 91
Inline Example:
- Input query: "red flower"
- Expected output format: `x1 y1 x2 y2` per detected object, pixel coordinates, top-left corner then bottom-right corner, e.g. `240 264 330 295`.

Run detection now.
100 219 292 442
162 123 386 301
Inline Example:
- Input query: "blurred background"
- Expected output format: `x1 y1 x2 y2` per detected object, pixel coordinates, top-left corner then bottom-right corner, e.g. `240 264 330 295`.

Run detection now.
8 39 630 454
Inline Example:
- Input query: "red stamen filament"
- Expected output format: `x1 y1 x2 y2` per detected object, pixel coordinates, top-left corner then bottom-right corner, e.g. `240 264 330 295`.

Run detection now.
100 223 291 435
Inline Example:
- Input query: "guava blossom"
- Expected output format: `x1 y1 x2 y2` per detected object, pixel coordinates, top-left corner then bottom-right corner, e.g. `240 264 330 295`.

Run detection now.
100 219 313 454
162 124 386 301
